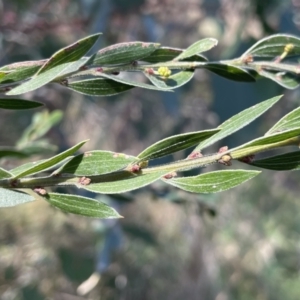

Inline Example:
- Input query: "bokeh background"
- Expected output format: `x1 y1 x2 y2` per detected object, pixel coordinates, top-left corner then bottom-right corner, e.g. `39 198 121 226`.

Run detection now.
1 0 300 299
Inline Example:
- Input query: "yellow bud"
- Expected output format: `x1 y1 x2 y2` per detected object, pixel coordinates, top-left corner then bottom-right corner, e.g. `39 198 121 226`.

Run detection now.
157 66 172 78
284 43 294 53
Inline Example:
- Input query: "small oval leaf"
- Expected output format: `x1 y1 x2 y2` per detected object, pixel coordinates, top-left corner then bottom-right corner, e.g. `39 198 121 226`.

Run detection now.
68 78 134 96
0 98 43 110
143 47 207 63
57 151 137 176
0 65 42 84
233 128 300 153
0 60 46 72
10 157 72 177
0 167 13 179
44 193 122 218
99 73 171 91
89 42 160 65
243 34 300 58
7 63 75 95
164 170 260 193
266 106 300 135
0 148 28 159
138 129 220 161
84 170 167 194
36 33 101 74
204 63 256 82
195 95 282 151
13 140 88 178
257 69 300 89
175 38 218 61
6 32 101 96
144 70 194 89
250 151 300 171
0 188 35 207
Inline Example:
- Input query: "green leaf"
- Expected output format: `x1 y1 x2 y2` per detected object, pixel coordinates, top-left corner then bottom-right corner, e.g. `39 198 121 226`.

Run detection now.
164 170 260 193
56 151 137 176
250 151 300 171
17 110 63 146
6 33 101 96
234 128 300 152
0 98 43 110
203 63 256 82
0 60 46 72
144 70 195 89
12 140 87 178
88 42 160 65
195 95 282 151
242 34 300 58
257 69 300 89
6 63 72 95
0 188 35 207
138 129 220 161
0 64 42 84
0 168 12 179
44 193 122 218
10 157 72 177
0 148 28 159
266 106 300 135
142 47 207 63
18 140 57 156
100 73 171 91
84 170 167 194
0 72 6 79
68 78 134 96
36 33 101 74
174 38 218 60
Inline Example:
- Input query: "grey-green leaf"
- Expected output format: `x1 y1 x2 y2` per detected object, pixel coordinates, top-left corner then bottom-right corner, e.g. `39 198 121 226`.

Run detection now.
10 157 72 177
0 98 43 110
175 38 218 60
0 64 42 84
250 151 300 171
0 60 46 72
100 73 171 91
144 70 195 89
0 168 12 179
6 33 101 96
44 193 122 218
7 63 76 95
0 148 28 159
143 47 207 63
68 78 134 96
233 128 300 152
266 106 300 135
13 140 87 178
84 170 167 194
0 188 35 207
257 69 300 89
88 42 160 65
242 34 300 58
17 110 63 146
195 95 282 151
164 170 260 193
36 33 101 74
204 63 256 82
138 129 220 161
57 151 137 176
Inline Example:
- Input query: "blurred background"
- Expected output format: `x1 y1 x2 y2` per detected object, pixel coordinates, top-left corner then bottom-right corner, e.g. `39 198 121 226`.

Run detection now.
1 0 300 299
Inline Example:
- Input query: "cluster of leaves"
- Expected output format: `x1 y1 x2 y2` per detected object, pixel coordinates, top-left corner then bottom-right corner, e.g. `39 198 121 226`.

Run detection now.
1 33 300 218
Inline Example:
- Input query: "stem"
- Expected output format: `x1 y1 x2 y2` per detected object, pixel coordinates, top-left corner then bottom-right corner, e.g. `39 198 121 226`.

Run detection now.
64 61 207 79
0 136 298 190
246 61 300 74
